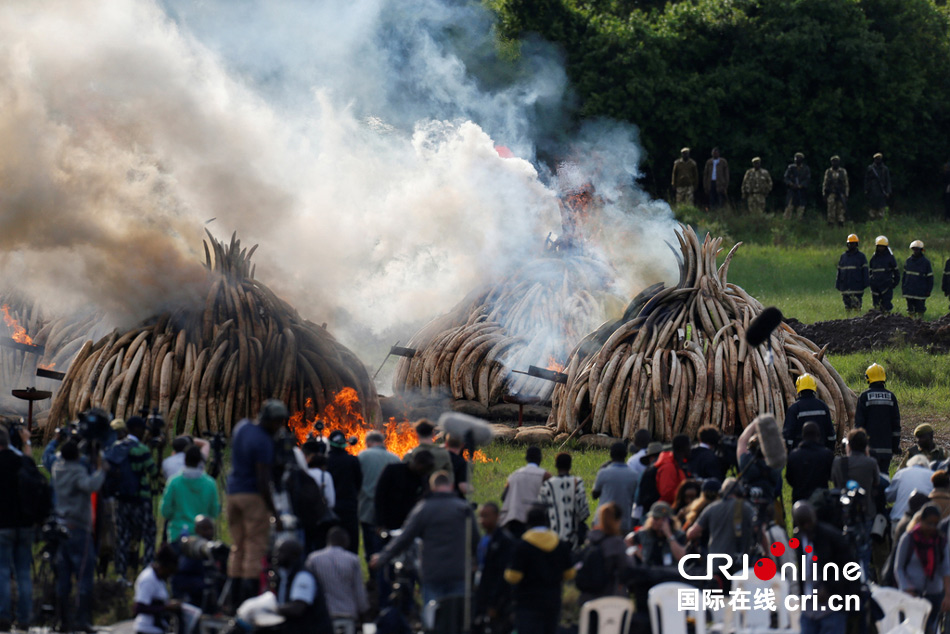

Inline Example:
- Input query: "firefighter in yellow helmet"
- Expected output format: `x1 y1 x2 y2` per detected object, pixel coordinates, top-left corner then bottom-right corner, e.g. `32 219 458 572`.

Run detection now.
854 363 901 473
869 236 899 312
782 373 836 450
902 240 933 318
835 234 869 315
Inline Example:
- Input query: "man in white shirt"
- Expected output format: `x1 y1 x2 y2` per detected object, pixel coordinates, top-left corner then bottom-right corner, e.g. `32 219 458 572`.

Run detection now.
886 454 935 522
162 436 210 481
133 545 180 634
499 446 551 537
626 429 652 479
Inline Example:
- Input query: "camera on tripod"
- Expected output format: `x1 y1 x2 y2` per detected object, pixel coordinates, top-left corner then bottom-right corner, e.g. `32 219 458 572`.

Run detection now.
839 480 867 528
202 431 227 479
142 407 166 448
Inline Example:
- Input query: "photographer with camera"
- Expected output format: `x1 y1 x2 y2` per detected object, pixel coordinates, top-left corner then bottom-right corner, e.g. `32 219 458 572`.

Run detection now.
832 429 879 578
161 446 221 542
786 422 835 503
133 544 182 634
107 415 161 584
226 400 287 609
52 437 106 633
162 435 211 481
170 516 229 614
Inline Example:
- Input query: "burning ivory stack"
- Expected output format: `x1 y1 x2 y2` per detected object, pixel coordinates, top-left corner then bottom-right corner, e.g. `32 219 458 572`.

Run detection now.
0 293 100 417
45 232 379 437
393 255 625 413
549 225 856 443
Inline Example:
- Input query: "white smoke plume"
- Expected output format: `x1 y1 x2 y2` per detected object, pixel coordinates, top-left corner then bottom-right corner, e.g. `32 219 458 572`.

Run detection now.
0 0 678 371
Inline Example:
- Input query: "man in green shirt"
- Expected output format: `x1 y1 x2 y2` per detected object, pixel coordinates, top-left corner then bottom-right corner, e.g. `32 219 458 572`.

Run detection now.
161 446 220 542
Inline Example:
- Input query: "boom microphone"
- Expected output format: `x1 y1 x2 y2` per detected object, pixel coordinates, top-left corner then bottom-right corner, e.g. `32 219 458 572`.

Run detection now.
745 307 784 347
438 412 494 447
754 414 788 470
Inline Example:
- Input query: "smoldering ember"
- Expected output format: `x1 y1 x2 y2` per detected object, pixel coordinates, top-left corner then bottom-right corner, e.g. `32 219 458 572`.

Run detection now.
2 0 947 633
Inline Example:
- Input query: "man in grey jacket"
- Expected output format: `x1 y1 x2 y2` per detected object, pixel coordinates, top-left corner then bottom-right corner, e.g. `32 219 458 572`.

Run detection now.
52 440 106 632
370 471 477 606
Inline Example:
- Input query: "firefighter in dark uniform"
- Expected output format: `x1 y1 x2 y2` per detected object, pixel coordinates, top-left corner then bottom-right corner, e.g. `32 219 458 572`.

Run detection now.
783 374 836 451
902 240 933 318
835 234 870 314
854 363 901 474
869 235 900 313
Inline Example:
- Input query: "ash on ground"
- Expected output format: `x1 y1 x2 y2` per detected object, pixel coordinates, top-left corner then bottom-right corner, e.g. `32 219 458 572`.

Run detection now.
787 311 950 354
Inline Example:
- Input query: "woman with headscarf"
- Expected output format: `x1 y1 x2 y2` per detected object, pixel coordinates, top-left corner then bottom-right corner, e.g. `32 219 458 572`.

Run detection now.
895 504 950 633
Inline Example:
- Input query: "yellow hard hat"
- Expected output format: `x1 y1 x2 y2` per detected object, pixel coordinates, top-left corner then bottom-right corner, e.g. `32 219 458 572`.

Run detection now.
847 234 859 244
796 373 818 393
910 240 924 249
875 235 889 247
866 363 886 383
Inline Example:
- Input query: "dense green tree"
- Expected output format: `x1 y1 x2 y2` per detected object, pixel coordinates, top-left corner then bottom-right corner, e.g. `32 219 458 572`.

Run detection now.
493 0 950 206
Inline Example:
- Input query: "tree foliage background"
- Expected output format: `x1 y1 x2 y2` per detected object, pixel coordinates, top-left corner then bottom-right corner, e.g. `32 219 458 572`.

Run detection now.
491 0 950 208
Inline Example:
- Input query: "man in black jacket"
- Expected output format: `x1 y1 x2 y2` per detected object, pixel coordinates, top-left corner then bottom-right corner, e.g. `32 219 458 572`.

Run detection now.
503 505 575 634
902 240 934 317
792 502 860 632
836 234 870 314
786 423 834 503
783 374 836 451
869 236 900 313
475 502 514 634
326 430 362 554
689 425 725 480
371 471 478 608
375 450 433 532
854 363 901 473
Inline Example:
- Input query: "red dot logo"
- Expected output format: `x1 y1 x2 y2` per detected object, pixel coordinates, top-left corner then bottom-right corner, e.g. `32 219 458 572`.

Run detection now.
770 542 785 557
789 538 800 549
754 558 777 581
812 555 818 562
804 545 813 554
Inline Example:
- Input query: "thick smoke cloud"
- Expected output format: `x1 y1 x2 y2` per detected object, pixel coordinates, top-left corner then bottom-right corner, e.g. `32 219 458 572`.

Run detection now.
0 0 677 363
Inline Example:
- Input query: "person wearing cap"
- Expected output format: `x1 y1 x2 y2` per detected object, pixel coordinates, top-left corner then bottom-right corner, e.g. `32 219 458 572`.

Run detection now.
681 478 719 530
870 235 900 313
325 429 362 555
822 155 849 226
835 233 869 314
903 240 934 317
703 147 730 210
864 152 891 220
785 422 834 503
630 501 686 568
687 478 754 558
671 147 698 207
113 415 161 584
226 399 287 607
898 424 947 470
402 419 453 484
631 441 664 524
783 374 836 451
784 152 811 219
855 363 901 473
741 156 772 215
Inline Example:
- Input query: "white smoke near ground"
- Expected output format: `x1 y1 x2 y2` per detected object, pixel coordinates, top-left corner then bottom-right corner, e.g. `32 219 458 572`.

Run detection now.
0 0 678 382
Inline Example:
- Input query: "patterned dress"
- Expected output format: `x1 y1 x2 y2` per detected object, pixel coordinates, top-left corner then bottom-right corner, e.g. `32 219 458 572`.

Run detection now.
538 475 590 549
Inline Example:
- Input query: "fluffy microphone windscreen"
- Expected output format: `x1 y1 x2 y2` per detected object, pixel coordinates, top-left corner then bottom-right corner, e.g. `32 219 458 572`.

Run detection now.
438 412 494 447
745 307 784 347
754 414 787 470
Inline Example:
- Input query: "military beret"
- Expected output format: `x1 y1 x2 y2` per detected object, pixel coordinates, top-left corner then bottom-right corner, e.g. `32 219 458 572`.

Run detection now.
681 147 690 153
830 155 840 161
751 157 762 164
794 152 804 159
873 152 883 159
915 423 934 437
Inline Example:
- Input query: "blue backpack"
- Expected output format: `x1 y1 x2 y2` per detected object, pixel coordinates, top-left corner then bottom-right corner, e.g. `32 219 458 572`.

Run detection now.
104 441 140 500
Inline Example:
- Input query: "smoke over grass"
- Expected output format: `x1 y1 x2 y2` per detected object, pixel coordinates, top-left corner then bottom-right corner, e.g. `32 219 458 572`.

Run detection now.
0 0 677 361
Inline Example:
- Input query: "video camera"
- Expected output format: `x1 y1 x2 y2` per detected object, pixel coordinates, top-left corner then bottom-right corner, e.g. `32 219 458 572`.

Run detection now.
141 407 166 449
77 408 112 454
202 430 227 479
718 435 740 474
839 480 868 528
180 535 230 565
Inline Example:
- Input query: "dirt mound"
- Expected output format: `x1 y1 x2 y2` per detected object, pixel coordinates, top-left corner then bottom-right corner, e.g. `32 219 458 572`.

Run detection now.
787 311 950 354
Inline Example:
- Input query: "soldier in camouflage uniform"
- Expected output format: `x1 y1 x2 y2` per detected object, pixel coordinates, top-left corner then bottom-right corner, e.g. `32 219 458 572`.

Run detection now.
671 147 698 207
822 156 849 227
741 157 772 215
864 153 891 220
783 152 810 219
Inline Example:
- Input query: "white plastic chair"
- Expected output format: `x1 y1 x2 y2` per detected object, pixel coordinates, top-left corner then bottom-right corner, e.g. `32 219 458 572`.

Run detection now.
647 582 707 634
871 585 931 633
579 596 634 634
733 572 796 633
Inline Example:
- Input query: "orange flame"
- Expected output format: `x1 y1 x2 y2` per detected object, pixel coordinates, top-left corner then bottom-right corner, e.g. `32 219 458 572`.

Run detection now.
1 305 33 345
546 355 566 373
288 387 494 462
39 362 56 370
